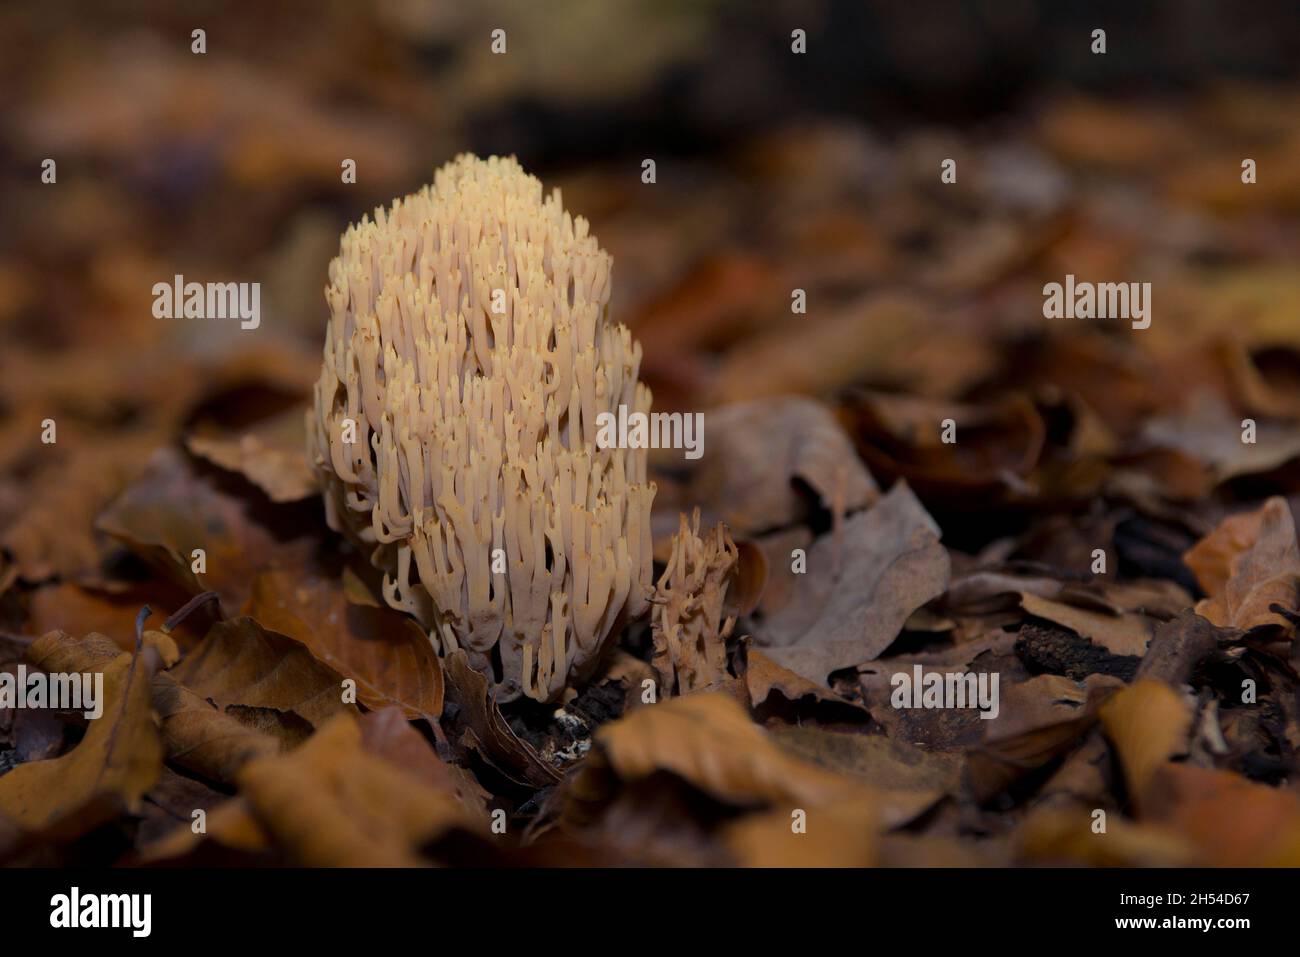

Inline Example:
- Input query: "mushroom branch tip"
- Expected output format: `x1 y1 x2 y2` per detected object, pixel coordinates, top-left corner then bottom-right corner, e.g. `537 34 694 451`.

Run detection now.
309 153 656 702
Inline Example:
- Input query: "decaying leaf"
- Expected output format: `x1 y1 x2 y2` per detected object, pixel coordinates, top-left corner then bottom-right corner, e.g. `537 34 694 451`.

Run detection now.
247 567 443 722
756 482 951 685
185 405 316 503
0 630 163 836
1184 496 1300 635
441 650 561 789
151 671 282 784
96 447 318 616
565 693 874 826
685 396 878 535
1099 679 1195 813
170 616 353 730
235 712 485 867
969 673 1122 803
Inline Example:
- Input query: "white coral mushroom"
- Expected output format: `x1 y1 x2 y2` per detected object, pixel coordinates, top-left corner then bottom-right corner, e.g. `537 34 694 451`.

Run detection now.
309 154 655 702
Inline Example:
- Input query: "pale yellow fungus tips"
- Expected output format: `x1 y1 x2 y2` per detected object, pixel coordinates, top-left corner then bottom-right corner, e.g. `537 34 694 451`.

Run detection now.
651 511 738 696
308 154 655 702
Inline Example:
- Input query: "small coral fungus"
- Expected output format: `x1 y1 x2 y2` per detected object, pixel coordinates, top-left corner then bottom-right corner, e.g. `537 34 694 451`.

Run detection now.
309 154 655 701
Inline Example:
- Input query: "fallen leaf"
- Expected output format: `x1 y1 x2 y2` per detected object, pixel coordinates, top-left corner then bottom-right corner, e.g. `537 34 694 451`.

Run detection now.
96 447 318 616
686 396 877 535
1100 679 1195 813
565 693 873 826
1145 763 1300 866
185 405 316 503
1019 592 1153 657
235 712 484 866
247 567 443 722
170 616 353 730
723 799 878 867
969 673 1122 803
1184 496 1300 634
441 650 561 789
0 630 163 836
151 672 282 784
756 482 951 685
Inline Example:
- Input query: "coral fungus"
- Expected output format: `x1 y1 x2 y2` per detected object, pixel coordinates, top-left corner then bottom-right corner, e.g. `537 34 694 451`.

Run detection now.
309 154 655 701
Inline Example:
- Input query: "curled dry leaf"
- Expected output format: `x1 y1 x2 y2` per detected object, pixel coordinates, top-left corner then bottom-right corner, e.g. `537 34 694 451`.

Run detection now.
756 481 951 686
1018 592 1153 658
441 650 561 789
247 567 444 722
1183 496 1300 635
968 673 1122 804
651 511 738 695
1099 679 1195 813
1141 390 1300 483
565 692 873 828
685 395 877 535
0 630 163 836
234 712 485 867
844 390 1045 502
170 616 354 730
185 405 316 503
150 672 282 784
741 644 870 715
96 447 318 616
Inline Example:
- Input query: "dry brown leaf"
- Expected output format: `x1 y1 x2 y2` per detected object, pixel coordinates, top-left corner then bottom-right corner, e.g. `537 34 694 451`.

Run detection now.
1016 802 1196 867
357 707 489 821
96 447 318 616
1099 679 1195 813
1 435 157 583
247 567 443 722
685 396 878 535
566 693 873 826
1019 592 1153 657
151 672 282 784
441 650 561 789
171 616 353 730
1183 496 1300 634
742 644 869 715
723 799 878 867
844 391 1045 503
769 724 960 797
968 673 1122 803
185 405 316 503
756 481 950 685
858 632 1022 751
0 630 163 836
1144 763 1300 866
235 712 484 867
26 581 202 654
